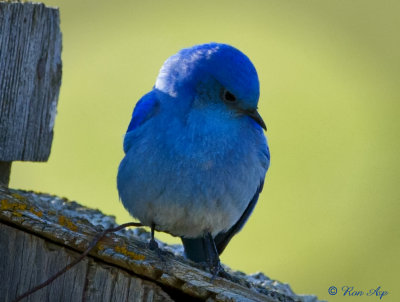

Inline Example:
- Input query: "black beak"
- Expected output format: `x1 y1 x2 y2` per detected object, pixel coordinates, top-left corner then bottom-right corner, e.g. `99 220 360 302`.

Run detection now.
246 110 267 131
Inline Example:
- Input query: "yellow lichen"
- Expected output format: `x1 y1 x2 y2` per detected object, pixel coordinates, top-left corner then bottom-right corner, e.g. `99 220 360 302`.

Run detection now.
114 244 145 261
0 199 11 210
1 199 27 212
11 193 27 201
1 198 44 219
58 215 78 232
29 207 43 217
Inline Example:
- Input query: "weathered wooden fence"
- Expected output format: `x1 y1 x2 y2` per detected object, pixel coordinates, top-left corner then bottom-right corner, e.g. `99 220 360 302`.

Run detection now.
0 2 323 302
0 188 322 302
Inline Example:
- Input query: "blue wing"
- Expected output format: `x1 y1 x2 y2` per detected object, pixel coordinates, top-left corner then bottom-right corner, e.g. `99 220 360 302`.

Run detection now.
181 180 265 262
214 180 264 254
123 90 159 153
214 141 270 254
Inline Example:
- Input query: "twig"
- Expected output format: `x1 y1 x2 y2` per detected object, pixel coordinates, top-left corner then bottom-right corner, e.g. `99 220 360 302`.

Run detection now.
13 222 143 302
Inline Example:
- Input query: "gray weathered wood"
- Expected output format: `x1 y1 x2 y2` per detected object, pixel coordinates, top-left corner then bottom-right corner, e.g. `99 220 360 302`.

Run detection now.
0 223 174 302
0 2 62 162
0 188 323 302
0 223 89 302
0 160 11 186
83 261 173 302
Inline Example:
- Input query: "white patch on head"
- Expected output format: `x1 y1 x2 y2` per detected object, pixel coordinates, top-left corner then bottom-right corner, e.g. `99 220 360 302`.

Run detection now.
205 45 219 59
155 45 220 97
155 55 179 97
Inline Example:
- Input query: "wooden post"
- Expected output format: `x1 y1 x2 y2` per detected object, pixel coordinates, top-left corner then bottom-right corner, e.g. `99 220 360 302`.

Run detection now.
0 2 62 187
0 161 11 187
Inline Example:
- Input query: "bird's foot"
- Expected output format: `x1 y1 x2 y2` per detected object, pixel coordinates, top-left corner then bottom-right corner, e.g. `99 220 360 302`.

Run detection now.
148 238 167 264
210 260 224 281
209 261 241 283
217 269 241 283
148 238 158 250
148 223 165 261
197 261 239 282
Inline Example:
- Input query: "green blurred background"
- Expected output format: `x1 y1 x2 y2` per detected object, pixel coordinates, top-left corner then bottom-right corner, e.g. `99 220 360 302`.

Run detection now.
10 0 399 300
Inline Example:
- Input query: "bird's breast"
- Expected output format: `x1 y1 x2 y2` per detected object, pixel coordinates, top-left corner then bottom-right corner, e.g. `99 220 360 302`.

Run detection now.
118 109 268 237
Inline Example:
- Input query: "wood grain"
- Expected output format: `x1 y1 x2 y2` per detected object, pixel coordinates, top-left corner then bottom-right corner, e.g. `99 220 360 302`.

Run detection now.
0 2 62 162
0 223 174 302
0 161 11 186
0 188 322 302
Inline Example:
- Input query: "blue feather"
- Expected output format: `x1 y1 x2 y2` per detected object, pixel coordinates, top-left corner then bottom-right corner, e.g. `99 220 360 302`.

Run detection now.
126 91 159 134
123 91 159 153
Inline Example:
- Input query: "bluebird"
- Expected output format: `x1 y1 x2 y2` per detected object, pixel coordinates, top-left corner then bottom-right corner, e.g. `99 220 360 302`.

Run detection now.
117 43 270 276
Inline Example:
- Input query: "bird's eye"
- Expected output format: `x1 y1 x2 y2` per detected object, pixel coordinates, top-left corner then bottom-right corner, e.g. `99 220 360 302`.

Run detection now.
222 89 237 102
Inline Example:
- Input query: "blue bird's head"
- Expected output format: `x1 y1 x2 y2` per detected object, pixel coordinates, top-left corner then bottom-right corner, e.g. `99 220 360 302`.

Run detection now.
155 43 266 130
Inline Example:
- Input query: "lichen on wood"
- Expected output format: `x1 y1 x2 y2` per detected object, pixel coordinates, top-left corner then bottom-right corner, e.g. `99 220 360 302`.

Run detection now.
0 187 323 302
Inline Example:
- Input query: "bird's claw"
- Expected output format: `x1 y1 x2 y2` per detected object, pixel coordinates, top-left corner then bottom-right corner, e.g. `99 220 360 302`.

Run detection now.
210 261 224 281
148 238 158 251
148 238 167 265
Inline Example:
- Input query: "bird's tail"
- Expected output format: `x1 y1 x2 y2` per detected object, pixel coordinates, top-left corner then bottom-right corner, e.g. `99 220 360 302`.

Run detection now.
181 237 209 263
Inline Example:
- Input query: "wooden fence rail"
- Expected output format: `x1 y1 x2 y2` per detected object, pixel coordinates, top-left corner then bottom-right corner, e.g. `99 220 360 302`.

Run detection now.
0 188 322 302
